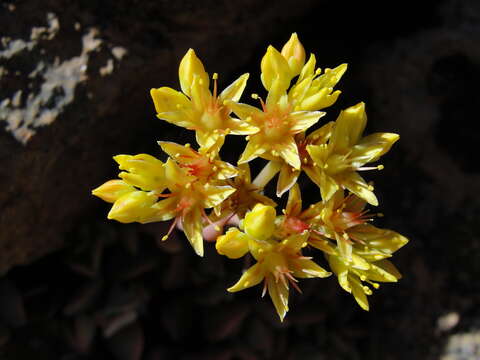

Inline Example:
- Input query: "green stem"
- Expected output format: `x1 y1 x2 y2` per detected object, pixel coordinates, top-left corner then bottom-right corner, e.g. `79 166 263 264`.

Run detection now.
252 160 281 188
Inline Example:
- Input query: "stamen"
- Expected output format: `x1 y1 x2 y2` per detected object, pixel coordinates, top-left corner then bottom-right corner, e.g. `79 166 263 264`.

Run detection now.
201 208 220 231
251 93 266 111
357 165 384 171
162 217 179 241
212 73 218 98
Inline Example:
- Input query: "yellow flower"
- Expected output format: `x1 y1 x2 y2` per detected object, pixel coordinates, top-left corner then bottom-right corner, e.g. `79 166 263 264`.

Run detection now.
158 141 238 181
327 252 404 311
150 49 258 150
289 55 347 112
93 151 236 256
226 91 324 171
218 204 331 321
150 159 236 256
312 190 408 261
274 120 335 196
280 33 306 77
92 154 167 224
306 102 399 205
226 33 347 196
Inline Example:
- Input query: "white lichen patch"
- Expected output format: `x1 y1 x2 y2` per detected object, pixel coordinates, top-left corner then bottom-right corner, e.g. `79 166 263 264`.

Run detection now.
99 58 114 76
0 12 116 144
0 13 59 59
111 46 127 61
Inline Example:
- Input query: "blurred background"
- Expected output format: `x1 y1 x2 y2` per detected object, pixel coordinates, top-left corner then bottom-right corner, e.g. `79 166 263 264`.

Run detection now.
1 0 479 359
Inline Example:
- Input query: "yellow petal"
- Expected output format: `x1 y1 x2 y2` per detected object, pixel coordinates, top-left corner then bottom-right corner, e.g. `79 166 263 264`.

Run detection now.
336 233 353 262
267 275 289 321
149 197 178 222
178 48 209 97
265 76 289 107
182 207 204 256
312 63 348 90
219 73 249 102
225 100 264 121
350 132 400 167
227 262 265 292
285 183 302 216
157 110 196 129
158 141 193 160
289 111 325 133
306 121 334 145
190 75 212 111
289 76 313 107
238 138 267 164
260 45 292 92
237 163 252 183
327 254 351 292
351 253 371 271
225 117 260 135
300 88 341 111
330 102 367 153
150 87 191 114
114 154 165 191
349 224 409 257
290 258 331 279
308 235 336 255
350 277 369 311
244 204 277 240
92 180 135 203
297 53 316 83
281 230 309 253
340 172 378 206
108 191 157 223
164 159 191 187
366 260 400 282
214 162 238 180
319 172 340 203
278 139 301 170
281 33 306 77
203 185 236 208
216 228 249 259
196 130 224 150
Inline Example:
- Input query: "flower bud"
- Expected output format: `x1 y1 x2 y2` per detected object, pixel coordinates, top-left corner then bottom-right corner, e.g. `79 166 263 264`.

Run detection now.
260 46 292 92
179 49 209 97
281 33 306 77
108 191 157 223
244 204 276 240
215 228 249 259
92 180 135 203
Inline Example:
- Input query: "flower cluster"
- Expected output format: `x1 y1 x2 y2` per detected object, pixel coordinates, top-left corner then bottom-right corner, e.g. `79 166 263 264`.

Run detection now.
93 33 408 321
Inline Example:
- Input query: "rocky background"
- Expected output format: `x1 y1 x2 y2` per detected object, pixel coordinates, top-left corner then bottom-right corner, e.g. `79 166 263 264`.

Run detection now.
1 0 479 359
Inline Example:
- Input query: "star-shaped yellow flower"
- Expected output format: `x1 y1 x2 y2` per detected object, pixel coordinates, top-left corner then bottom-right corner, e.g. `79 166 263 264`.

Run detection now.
150 49 258 150
92 151 236 256
216 203 330 321
306 102 399 205
327 251 404 311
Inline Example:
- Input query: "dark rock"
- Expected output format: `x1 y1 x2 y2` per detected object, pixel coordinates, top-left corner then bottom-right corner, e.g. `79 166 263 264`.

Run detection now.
0 0 319 274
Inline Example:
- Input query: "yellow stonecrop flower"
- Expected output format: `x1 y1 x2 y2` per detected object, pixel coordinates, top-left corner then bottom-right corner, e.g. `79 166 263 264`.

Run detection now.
306 102 399 205
227 33 347 196
216 204 331 321
327 252 404 311
312 190 408 262
93 32 409 322
150 49 258 150
92 145 237 256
